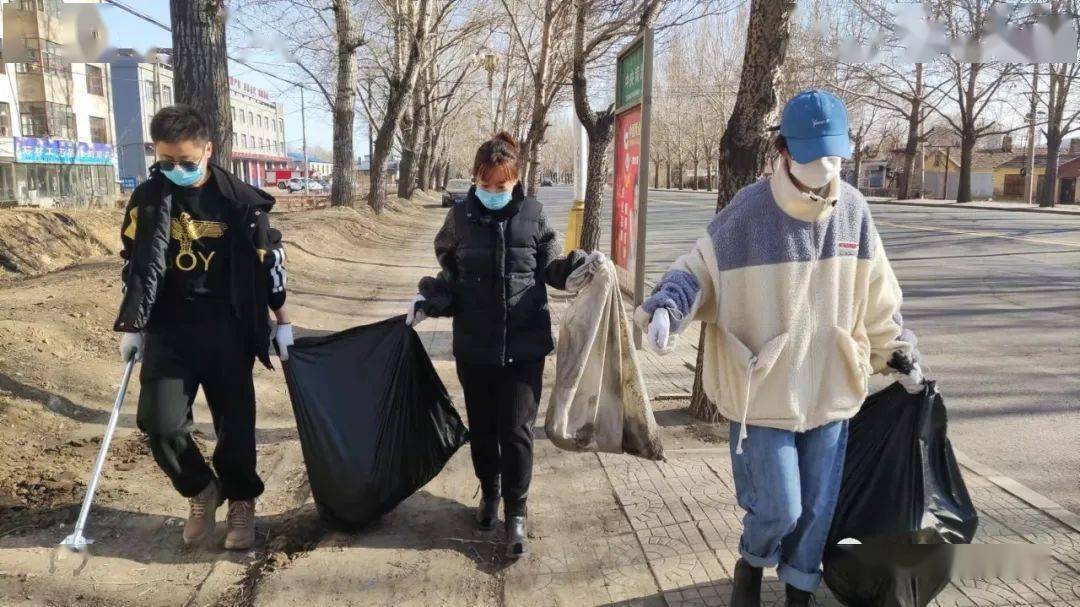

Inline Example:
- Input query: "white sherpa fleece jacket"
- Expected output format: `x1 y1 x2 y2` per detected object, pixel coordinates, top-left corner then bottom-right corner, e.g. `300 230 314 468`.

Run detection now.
635 159 919 437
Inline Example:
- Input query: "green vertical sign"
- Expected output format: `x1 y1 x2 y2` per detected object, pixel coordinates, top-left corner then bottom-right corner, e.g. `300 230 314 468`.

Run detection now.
617 41 644 109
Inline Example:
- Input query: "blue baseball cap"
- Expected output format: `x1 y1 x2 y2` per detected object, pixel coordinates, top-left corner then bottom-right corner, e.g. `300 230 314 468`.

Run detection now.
779 89 852 164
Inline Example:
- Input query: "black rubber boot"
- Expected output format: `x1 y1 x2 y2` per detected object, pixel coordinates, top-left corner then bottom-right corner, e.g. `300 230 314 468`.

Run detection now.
785 584 817 606
476 494 500 531
505 515 528 559
730 558 762 607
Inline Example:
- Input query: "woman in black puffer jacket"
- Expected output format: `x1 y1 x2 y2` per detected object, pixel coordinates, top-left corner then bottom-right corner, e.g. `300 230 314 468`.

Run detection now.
408 132 599 559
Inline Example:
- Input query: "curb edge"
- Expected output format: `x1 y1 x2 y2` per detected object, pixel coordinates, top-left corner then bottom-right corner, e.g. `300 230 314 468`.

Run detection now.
953 447 1080 535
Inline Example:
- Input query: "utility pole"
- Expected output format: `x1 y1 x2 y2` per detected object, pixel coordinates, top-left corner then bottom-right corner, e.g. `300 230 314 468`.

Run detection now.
1024 64 1039 206
301 86 309 197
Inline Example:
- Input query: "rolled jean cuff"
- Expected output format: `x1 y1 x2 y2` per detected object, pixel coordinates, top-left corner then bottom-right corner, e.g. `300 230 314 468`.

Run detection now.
739 543 780 569
777 561 822 593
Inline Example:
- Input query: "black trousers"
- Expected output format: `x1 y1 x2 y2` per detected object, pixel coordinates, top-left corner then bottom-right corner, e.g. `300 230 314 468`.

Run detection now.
136 313 264 500
456 359 544 517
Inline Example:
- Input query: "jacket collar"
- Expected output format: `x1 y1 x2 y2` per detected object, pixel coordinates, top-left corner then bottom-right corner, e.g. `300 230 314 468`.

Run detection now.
768 156 839 223
149 162 276 210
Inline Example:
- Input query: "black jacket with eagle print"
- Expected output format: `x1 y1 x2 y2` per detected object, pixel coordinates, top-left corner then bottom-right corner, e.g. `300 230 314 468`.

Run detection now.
113 163 287 369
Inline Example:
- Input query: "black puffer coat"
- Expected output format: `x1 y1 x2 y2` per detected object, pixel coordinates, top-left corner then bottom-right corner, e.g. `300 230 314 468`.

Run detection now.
418 184 585 366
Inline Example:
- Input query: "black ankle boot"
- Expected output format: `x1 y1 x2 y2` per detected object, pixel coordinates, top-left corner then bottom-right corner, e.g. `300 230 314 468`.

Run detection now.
476 494 500 531
785 584 817 606
730 558 762 607
505 515 528 559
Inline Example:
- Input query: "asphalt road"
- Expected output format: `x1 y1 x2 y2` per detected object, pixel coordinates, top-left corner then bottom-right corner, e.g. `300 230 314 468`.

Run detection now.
536 184 1080 514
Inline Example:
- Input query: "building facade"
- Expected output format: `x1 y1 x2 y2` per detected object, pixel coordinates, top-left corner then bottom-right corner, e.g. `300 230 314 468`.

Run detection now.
112 58 289 189
0 0 119 207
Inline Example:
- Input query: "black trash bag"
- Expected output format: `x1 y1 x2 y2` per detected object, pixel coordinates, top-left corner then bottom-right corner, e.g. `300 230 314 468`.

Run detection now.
282 316 468 531
823 380 978 607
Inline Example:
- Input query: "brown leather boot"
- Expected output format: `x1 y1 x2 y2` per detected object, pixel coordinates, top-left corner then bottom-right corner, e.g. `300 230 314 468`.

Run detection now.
224 499 256 551
182 481 222 545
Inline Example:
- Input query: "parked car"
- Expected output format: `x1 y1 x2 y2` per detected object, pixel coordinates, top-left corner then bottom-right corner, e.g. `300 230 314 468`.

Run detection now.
442 179 472 207
288 178 324 193
540 177 554 187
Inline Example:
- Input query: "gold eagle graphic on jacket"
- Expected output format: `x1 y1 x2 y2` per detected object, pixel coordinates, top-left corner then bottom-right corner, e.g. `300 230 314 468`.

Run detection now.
171 212 227 272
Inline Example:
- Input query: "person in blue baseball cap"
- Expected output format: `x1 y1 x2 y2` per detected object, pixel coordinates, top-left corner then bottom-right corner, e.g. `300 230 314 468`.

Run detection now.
634 88 926 606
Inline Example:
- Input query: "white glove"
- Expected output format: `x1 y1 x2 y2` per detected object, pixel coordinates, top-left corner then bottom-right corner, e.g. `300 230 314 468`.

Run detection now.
274 323 294 361
585 250 606 266
406 294 427 327
646 309 676 355
119 332 144 362
897 362 924 394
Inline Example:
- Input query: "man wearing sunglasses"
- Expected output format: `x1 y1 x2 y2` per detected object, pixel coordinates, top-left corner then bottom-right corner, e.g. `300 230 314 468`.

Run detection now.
113 104 292 551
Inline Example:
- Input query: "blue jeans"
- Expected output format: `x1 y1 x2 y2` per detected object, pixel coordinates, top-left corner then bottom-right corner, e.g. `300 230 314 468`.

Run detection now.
729 420 848 592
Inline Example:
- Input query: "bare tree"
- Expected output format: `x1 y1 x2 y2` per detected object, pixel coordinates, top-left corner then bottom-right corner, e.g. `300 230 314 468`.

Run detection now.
230 0 364 206
928 0 1022 202
367 0 437 212
689 0 798 422
330 0 365 206
170 0 232 164
501 0 575 197
1038 2 1080 207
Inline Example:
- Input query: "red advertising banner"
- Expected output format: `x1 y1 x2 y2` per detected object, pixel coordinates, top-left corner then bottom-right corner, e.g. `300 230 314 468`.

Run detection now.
613 105 642 272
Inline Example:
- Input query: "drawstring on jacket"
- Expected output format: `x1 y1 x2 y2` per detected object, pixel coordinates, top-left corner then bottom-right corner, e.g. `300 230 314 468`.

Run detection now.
735 355 758 455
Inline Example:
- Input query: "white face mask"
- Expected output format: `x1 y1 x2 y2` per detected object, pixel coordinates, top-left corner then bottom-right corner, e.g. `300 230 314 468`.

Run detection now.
788 156 842 190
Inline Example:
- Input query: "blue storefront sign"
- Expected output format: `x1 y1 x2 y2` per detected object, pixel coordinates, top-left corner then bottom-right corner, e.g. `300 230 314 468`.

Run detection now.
15 137 114 165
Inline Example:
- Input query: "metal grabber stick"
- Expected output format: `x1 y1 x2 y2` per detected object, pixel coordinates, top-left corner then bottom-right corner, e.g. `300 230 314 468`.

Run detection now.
51 358 137 574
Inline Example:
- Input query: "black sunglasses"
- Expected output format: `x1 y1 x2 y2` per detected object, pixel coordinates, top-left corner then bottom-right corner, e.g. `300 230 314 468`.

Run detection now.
158 160 201 172
158 149 208 172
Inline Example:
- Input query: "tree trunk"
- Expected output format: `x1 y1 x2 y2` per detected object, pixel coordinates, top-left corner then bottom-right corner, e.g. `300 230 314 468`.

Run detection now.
169 0 232 164
706 151 712 191
898 64 923 199
442 162 450 189
1042 128 1062 207
692 159 699 190
397 93 423 199
653 158 660 188
329 0 360 207
369 0 430 212
956 131 975 202
852 134 864 189
417 121 434 191
689 0 797 423
579 120 614 252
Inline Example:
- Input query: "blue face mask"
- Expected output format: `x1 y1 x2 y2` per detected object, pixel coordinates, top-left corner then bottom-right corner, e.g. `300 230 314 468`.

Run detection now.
475 187 513 210
160 150 208 187
162 164 205 187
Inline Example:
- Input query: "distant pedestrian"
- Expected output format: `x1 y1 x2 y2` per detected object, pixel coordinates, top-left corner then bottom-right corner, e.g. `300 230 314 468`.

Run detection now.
636 89 925 606
409 132 602 558
114 105 293 551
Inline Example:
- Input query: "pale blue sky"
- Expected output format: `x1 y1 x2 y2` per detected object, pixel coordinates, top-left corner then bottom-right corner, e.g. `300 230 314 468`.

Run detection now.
99 1 340 157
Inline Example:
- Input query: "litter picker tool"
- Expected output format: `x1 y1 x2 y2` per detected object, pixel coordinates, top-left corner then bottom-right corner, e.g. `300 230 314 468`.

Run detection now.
51 358 137 575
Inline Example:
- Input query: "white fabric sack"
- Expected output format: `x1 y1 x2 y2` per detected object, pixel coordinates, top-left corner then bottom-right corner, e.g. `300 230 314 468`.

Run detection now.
545 257 663 460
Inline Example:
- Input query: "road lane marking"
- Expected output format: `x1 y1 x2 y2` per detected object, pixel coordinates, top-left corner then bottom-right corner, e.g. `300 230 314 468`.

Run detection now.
877 220 1080 249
